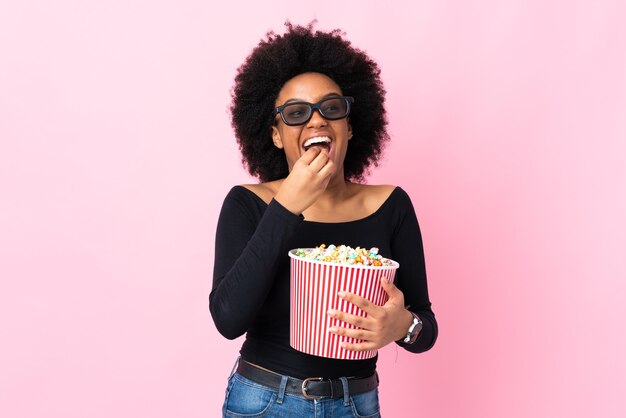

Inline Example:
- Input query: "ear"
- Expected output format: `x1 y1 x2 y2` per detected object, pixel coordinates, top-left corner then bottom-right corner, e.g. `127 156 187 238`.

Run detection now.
347 122 353 140
271 125 284 149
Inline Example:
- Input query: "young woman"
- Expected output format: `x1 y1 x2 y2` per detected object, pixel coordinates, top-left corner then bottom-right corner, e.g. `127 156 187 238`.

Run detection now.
210 22 438 418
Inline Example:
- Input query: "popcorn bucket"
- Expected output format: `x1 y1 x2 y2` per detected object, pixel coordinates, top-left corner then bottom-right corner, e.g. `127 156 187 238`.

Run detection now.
288 249 399 360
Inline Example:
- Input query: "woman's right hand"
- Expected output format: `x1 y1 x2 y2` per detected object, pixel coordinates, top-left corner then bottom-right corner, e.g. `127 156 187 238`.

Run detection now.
274 147 336 215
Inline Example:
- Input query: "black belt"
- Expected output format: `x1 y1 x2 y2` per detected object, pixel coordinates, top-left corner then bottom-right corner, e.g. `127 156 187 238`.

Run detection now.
235 360 379 400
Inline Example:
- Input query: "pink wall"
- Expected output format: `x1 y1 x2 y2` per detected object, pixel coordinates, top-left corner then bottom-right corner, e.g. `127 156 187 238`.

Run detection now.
1 1 625 417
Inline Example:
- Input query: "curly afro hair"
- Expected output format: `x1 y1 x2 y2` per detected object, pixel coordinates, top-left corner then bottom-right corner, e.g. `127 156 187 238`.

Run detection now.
230 21 389 183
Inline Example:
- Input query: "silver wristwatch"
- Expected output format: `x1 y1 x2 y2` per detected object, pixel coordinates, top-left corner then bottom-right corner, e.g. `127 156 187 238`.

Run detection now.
403 312 423 344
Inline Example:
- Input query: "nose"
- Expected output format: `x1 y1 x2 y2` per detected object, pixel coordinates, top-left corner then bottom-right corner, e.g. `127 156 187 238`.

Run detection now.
307 109 327 128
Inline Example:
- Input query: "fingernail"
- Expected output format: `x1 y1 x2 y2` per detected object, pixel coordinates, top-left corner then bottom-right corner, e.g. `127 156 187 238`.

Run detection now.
338 291 346 298
327 309 336 316
328 327 337 333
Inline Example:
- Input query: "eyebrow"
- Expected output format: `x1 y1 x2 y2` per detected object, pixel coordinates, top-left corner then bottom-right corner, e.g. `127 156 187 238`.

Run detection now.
282 92 343 105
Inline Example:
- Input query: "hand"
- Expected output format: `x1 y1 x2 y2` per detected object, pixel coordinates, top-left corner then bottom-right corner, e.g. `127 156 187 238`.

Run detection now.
274 147 336 215
327 277 414 352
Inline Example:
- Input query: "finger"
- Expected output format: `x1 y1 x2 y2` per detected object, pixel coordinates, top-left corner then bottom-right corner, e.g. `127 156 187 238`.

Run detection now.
307 148 330 172
317 159 336 180
298 146 322 164
327 308 372 329
328 325 374 342
337 291 380 316
380 277 403 300
340 340 379 352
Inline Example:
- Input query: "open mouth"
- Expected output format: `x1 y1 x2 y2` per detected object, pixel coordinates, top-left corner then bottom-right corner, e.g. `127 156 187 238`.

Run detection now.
303 136 332 152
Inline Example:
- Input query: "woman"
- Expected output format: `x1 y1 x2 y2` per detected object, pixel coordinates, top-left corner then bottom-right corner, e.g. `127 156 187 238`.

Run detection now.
210 22 437 417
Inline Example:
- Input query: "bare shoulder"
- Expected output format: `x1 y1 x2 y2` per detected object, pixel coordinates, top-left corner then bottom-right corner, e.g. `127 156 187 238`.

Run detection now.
349 183 396 198
348 183 397 212
240 180 283 205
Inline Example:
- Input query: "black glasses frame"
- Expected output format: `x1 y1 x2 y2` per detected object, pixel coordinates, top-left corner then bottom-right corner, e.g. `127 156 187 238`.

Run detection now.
273 96 354 126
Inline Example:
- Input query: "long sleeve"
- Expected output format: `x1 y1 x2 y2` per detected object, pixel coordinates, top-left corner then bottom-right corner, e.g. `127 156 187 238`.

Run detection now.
391 188 438 353
210 187 303 339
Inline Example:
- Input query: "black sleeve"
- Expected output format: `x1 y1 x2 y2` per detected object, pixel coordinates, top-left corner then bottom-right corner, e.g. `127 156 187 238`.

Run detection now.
391 188 438 353
209 187 303 339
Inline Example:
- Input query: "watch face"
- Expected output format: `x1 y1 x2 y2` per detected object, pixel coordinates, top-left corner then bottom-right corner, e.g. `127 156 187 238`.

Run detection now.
411 322 421 336
407 315 422 343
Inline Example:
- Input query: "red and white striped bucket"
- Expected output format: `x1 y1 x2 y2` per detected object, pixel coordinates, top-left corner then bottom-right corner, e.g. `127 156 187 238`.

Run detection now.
288 249 399 360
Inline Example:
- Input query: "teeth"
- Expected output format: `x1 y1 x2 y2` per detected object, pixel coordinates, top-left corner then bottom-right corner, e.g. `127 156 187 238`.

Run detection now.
304 136 331 148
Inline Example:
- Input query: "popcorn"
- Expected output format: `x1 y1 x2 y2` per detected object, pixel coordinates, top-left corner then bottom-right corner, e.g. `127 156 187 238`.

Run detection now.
293 244 393 267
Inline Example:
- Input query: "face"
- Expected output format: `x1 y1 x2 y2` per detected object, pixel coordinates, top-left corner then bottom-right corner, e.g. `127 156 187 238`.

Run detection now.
271 72 352 173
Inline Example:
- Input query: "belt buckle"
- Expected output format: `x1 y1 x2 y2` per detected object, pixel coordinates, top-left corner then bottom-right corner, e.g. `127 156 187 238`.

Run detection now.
301 377 324 400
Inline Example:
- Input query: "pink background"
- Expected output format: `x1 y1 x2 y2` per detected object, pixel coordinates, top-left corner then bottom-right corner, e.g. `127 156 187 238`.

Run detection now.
1 1 625 417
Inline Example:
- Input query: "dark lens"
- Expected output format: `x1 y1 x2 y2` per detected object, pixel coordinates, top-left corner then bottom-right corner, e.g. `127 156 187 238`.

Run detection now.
283 104 311 124
320 98 348 119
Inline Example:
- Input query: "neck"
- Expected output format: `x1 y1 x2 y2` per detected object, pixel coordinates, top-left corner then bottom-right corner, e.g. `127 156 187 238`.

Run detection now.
314 171 351 206
326 173 348 193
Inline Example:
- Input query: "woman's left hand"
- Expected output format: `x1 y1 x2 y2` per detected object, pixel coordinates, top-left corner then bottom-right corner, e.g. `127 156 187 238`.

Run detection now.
327 278 414 351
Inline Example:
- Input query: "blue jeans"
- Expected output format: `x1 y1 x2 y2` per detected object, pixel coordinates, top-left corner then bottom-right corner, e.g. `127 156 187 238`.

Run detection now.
221 371 381 417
